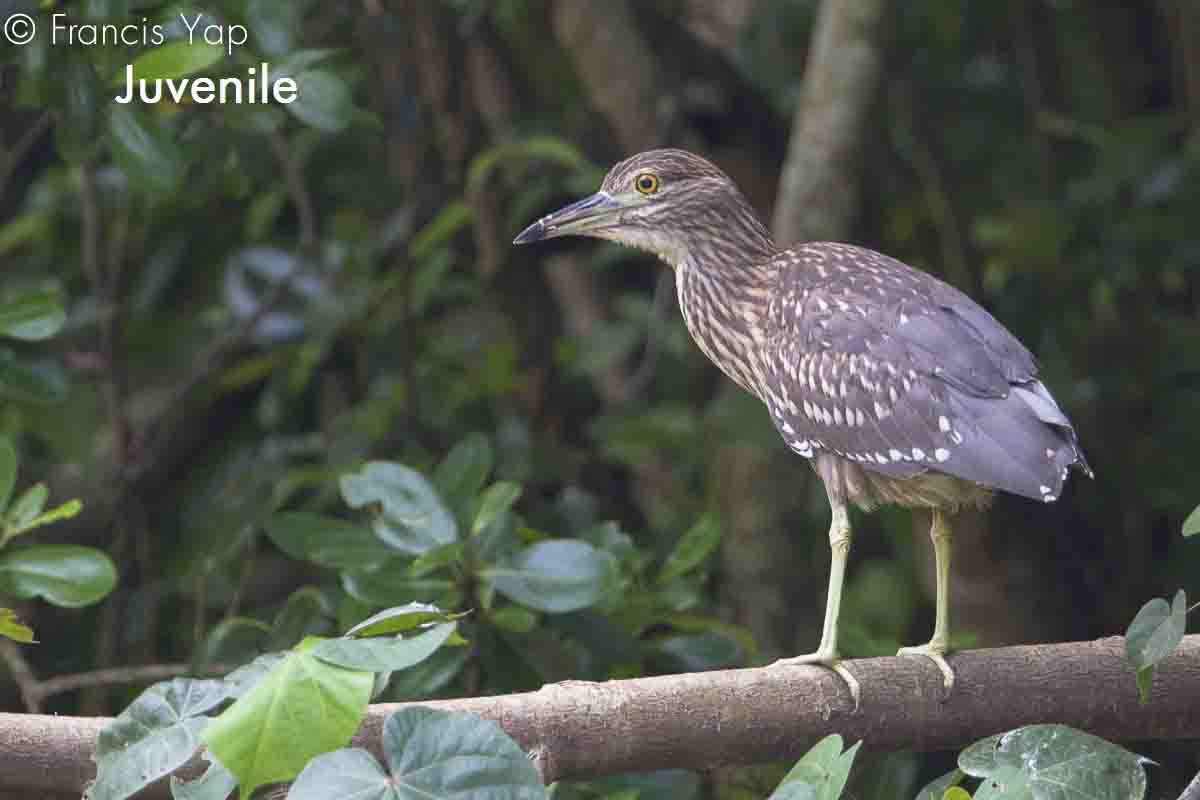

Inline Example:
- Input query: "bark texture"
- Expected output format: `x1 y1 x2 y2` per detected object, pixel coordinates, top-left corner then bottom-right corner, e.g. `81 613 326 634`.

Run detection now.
3 636 1198 796
771 0 890 242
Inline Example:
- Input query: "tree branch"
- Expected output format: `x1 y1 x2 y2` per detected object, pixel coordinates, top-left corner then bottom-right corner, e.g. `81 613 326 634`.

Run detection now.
1 636 1197 795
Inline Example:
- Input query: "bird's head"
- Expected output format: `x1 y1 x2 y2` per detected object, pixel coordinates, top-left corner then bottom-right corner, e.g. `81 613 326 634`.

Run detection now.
513 149 772 269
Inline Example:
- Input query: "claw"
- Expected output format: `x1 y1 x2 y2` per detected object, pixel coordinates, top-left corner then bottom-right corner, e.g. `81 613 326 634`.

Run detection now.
897 643 955 693
772 651 861 709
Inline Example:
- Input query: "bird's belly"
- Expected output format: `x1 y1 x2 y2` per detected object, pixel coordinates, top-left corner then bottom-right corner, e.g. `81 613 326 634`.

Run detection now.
813 452 994 512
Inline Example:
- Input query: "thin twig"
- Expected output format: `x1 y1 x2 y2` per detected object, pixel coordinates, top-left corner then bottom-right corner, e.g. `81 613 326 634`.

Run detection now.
0 111 52 203
0 640 42 713
36 662 229 700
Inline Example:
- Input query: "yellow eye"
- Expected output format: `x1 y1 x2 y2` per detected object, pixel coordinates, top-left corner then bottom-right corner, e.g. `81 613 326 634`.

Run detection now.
634 173 660 195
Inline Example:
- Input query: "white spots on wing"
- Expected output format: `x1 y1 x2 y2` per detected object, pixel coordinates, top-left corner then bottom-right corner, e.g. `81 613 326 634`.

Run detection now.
1039 485 1051 495
1043 493 1057 503
781 422 794 435
1045 448 1055 459
934 448 950 462
855 408 865 427
888 448 903 461
816 298 829 312
950 430 964 445
889 386 899 404
874 401 891 420
899 312 909 325
833 406 843 426
938 416 950 432
791 439 813 457
912 447 926 461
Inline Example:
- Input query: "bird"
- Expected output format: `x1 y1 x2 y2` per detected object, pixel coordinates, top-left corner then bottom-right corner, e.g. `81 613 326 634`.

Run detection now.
513 149 1091 704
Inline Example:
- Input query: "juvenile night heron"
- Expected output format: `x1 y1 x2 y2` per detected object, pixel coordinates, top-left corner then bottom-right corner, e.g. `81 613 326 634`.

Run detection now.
514 149 1091 702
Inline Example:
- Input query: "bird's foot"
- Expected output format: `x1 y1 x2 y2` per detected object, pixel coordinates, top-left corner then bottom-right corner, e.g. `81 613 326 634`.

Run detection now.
897 641 955 692
771 650 861 709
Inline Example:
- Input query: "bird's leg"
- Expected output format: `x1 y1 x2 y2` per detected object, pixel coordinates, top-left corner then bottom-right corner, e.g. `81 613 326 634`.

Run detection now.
898 509 956 691
772 502 860 706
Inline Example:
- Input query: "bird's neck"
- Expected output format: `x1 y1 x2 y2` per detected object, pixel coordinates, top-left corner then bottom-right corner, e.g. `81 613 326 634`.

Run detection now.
675 217 777 398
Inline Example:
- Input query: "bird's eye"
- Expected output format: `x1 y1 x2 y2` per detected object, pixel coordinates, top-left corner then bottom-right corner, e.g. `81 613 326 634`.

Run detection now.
634 173 660 195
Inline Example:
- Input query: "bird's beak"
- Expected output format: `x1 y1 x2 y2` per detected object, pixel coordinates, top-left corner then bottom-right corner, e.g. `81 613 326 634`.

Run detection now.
512 191 621 245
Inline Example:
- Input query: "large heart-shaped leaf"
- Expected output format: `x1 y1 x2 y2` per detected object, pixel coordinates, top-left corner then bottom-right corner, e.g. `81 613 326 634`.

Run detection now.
351 707 547 799
0 545 116 607
770 734 860 800
484 539 618 613
1125 589 1186 702
91 679 230 800
201 638 372 799
341 462 458 556
959 724 1147 800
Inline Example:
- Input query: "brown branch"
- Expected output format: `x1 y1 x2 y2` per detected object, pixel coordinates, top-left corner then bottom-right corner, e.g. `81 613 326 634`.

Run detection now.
771 0 891 242
1 636 1198 795
36 663 228 700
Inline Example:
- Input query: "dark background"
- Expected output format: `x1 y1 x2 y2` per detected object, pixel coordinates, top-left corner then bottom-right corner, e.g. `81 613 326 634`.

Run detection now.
0 0 1197 796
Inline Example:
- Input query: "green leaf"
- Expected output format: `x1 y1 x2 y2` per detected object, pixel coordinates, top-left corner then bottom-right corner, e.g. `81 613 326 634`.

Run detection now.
5 498 83 540
283 70 352 133
1184 503 1200 537
341 462 458 556
201 639 373 799
287 748 398 800
0 607 34 643
408 542 465 577
6 483 46 531
943 789 972 800
0 289 66 341
380 707 546 798
484 539 619 614
432 433 493 514
473 482 522 536
311 621 458 672
342 562 458 608
959 724 1148 800
490 606 538 634
913 769 965 800
169 759 238 800
92 679 230 800
195 618 272 672
467 136 591 194
270 586 333 649
0 437 16 515
1125 589 1186 703
657 513 721 583
118 40 224 84
264 511 395 569
1125 590 1186 670
108 105 186 196
385 647 470 700
0 545 116 607
344 602 466 638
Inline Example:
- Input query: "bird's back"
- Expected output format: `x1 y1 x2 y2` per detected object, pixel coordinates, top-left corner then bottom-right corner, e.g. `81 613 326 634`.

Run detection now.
758 242 1090 508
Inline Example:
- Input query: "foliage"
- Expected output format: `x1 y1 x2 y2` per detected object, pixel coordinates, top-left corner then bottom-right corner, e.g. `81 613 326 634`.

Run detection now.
0 290 107 641
90 603 464 800
1 0 1198 795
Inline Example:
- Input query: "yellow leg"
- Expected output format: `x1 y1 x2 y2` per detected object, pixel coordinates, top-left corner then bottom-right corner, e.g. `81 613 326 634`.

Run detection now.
772 501 860 706
898 509 955 691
